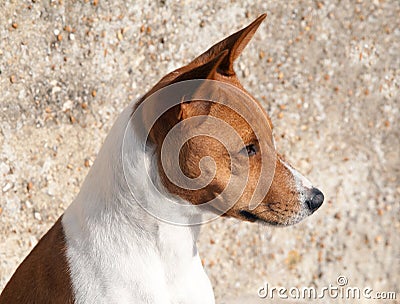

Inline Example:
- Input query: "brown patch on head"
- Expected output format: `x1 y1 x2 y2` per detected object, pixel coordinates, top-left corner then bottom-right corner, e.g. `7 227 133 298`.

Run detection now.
163 101 268 208
135 14 320 226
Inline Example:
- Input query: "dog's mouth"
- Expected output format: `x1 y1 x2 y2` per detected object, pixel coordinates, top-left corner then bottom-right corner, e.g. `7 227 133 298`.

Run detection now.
239 210 261 222
238 210 281 226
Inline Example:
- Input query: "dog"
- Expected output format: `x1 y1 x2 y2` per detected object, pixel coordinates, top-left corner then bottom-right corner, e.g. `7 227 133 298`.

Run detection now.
0 14 323 303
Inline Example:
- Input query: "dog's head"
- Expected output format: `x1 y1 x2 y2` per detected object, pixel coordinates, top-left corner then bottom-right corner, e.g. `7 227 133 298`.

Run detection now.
136 14 324 226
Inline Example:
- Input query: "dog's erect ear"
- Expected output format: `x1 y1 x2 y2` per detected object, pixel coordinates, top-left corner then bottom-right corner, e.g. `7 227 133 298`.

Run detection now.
136 15 266 145
174 49 229 83
142 51 229 145
176 50 229 119
193 13 267 76
138 14 266 103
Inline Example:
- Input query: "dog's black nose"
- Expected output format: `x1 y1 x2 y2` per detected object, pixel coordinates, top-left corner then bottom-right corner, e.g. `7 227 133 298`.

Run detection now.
306 188 324 212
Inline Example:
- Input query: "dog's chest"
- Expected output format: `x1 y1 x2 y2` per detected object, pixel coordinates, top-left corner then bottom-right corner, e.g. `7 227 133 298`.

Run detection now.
64 220 215 304
156 224 215 304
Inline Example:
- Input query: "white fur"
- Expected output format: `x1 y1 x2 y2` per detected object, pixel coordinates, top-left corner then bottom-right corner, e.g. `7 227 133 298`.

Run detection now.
279 158 313 190
278 158 314 225
62 103 215 304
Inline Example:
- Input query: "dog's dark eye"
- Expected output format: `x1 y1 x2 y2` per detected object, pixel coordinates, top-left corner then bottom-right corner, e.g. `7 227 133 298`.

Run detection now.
241 144 257 156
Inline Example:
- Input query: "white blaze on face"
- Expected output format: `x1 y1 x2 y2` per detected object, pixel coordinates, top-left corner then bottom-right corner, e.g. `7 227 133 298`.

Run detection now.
279 158 313 191
278 158 316 225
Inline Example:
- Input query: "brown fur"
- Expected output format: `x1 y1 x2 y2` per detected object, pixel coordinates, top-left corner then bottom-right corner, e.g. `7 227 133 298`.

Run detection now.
139 14 307 226
0 217 74 304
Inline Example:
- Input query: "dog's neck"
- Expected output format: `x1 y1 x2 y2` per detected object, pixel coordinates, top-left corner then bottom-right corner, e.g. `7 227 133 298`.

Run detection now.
64 102 201 234
62 103 214 303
